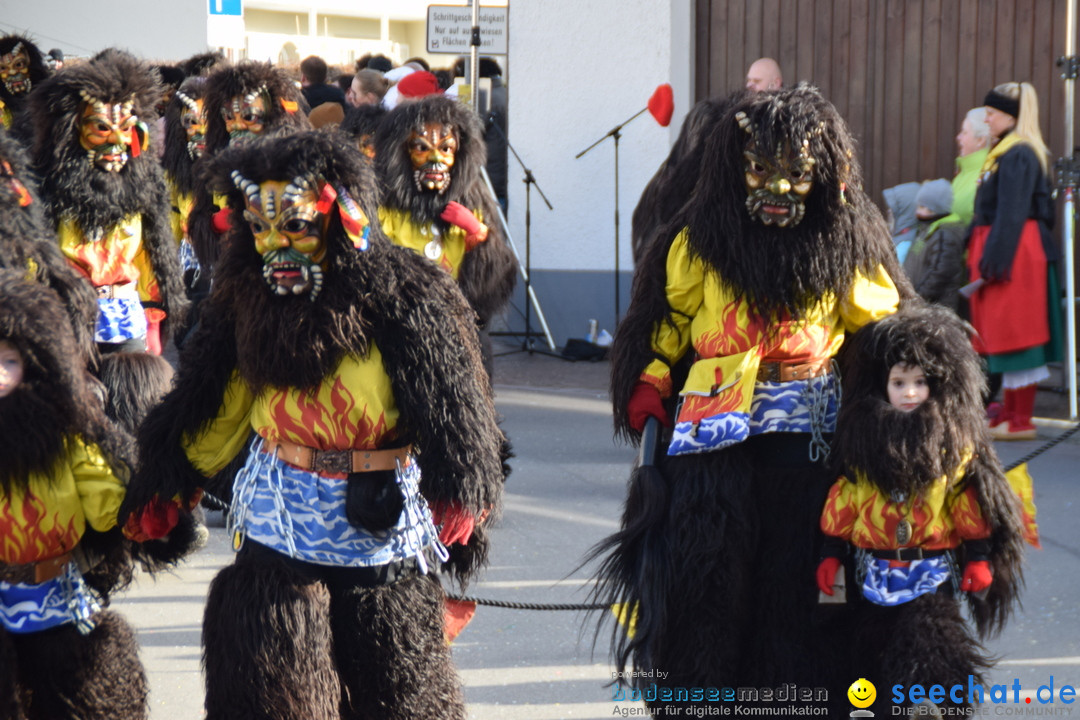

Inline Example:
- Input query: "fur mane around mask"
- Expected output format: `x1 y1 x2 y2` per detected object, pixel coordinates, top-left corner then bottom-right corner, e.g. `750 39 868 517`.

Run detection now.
28 48 163 231
373 95 515 323
832 304 987 493
0 34 51 115
163 75 208 196
202 61 311 157
630 95 736 265
834 304 1026 636
0 270 132 493
0 128 98 362
204 130 386 391
128 130 506 583
27 49 190 342
611 84 914 439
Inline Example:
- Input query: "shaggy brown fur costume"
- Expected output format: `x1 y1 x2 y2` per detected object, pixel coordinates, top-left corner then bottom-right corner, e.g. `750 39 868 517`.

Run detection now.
590 85 915 713
830 304 1026 711
187 61 311 274
0 127 98 364
121 131 505 719
629 95 736 266
26 48 188 345
0 34 51 136
374 95 516 325
0 271 149 720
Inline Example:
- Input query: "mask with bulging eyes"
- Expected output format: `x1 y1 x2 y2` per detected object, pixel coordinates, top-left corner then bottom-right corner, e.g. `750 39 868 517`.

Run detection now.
78 94 141 172
737 111 816 228
178 92 207 160
222 89 267 145
0 44 31 96
407 122 457 194
232 173 329 300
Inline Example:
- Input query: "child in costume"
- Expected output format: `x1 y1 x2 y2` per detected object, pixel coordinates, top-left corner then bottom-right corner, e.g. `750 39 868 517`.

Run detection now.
120 131 506 720
0 270 149 720
817 304 1026 714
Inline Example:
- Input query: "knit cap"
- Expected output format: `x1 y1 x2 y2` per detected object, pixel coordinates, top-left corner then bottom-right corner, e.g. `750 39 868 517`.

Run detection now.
915 179 953 217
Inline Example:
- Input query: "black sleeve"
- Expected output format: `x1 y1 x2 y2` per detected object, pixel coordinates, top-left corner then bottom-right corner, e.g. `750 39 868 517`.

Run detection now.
978 147 1043 282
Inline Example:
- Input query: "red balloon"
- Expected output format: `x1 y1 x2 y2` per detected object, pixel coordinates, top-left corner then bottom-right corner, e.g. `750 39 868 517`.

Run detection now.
648 83 674 127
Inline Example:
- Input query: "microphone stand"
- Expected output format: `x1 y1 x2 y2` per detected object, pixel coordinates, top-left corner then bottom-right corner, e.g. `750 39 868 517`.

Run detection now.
576 106 651 330
483 120 563 358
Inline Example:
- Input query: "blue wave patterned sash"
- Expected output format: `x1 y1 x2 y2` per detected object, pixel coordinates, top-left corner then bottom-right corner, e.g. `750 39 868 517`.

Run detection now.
227 438 447 571
0 561 102 635
668 374 840 456
860 554 950 606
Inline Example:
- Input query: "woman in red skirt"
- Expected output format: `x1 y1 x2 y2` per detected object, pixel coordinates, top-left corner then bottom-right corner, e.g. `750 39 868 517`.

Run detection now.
968 82 1061 440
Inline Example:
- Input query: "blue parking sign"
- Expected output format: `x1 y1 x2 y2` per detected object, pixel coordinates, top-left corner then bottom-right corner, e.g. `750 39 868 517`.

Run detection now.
208 0 241 15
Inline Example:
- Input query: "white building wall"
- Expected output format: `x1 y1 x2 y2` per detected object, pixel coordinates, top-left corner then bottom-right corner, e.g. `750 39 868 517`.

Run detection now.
507 0 684 273
1 0 207 62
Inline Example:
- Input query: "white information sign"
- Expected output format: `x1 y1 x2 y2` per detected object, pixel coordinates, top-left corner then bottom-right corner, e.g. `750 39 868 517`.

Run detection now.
426 5 508 55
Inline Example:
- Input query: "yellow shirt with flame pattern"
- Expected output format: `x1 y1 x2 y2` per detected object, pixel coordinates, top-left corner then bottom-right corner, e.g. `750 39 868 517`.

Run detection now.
820 453 991 551
0 436 125 565
641 229 899 425
183 342 400 477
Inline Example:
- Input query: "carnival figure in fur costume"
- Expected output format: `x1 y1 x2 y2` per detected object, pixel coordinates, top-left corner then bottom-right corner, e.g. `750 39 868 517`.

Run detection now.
186 61 310 278
26 48 187 356
0 270 149 720
589 85 913 712
0 34 51 133
120 131 505 720
163 76 211 278
817 304 1026 715
0 127 98 364
374 94 516 327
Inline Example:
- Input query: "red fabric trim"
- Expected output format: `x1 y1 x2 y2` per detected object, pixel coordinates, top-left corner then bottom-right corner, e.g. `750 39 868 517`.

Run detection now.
967 221 1049 355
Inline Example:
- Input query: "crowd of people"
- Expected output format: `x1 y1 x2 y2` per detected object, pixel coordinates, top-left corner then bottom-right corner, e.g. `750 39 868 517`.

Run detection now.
0 35 1052 720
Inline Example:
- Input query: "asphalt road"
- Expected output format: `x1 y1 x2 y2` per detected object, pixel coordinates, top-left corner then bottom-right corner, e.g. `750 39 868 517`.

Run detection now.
111 350 1080 718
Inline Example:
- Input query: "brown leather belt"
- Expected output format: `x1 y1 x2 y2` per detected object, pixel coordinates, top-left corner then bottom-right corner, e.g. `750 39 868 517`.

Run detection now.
35 552 72 583
756 358 831 383
267 439 412 475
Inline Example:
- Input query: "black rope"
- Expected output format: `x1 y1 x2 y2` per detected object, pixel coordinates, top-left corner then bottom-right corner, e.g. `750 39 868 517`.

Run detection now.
1003 421 1080 471
448 595 607 611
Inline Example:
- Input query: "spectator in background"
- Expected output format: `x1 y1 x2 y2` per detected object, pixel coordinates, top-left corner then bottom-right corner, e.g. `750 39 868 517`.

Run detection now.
403 56 430 72
356 53 393 73
47 47 63 70
882 181 921 264
335 72 353 95
901 179 968 314
299 54 346 113
951 107 992 227
969 82 1061 441
347 68 389 107
745 57 782 92
453 56 508 212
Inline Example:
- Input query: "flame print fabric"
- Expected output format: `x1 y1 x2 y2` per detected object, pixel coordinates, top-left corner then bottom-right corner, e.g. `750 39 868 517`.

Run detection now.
644 230 897 455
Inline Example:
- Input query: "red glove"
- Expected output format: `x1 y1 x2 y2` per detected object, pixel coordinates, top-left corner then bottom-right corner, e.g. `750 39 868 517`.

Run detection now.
960 560 993 593
123 490 203 542
144 318 162 356
627 382 670 433
211 206 233 235
430 500 475 546
440 201 487 249
816 556 843 596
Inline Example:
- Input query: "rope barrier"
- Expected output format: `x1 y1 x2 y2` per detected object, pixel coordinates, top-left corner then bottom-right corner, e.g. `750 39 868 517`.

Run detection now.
203 423 1079 613
1003 420 1080 471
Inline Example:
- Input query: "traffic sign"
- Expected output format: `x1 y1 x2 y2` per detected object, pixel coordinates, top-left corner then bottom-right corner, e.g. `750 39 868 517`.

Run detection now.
209 0 241 16
426 4 508 55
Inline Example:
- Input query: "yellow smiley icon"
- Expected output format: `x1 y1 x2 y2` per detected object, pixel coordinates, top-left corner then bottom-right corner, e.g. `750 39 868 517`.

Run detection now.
847 678 876 709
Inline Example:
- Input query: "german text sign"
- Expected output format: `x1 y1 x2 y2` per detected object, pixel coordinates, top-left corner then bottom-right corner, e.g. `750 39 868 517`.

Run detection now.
426 5 508 55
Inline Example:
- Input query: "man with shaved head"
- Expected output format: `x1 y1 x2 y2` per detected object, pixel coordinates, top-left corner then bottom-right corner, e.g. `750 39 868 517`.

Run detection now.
745 57 783 92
